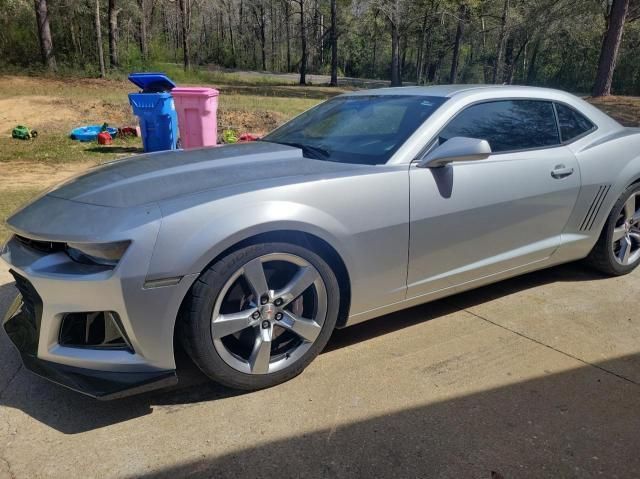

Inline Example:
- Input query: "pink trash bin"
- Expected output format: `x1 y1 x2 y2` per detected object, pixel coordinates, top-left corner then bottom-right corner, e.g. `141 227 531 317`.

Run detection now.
172 87 219 149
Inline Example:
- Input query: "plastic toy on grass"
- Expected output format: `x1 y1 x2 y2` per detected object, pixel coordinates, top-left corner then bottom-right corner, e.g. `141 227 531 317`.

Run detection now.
222 129 238 144
239 133 261 142
97 131 113 145
70 125 118 142
12 125 38 140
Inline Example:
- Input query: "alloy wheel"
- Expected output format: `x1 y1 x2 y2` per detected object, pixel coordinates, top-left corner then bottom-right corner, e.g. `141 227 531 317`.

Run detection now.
211 253 327 374
612 192 640 265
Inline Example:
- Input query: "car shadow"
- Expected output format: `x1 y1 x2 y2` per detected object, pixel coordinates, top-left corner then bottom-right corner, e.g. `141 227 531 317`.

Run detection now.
0 261 611 434
133 353 640 478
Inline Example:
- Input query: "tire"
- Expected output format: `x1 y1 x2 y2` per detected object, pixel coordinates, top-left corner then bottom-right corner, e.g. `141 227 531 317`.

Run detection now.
179 241 340 390
586 182 640 276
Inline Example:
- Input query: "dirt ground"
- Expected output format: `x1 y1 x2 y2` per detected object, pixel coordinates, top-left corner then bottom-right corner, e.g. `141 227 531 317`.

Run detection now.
1 76 640 478
0 161 95 191
0 75 313 138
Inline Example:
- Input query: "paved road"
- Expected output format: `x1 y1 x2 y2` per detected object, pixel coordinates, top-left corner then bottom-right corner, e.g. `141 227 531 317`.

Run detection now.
1 262 639 478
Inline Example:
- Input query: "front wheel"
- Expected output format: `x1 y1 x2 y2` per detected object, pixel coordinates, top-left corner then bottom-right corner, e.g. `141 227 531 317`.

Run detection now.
587 183 640 276
180 242 340 390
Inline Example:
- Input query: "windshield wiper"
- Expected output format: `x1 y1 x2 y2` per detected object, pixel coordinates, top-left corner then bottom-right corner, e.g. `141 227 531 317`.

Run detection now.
267 141 330 160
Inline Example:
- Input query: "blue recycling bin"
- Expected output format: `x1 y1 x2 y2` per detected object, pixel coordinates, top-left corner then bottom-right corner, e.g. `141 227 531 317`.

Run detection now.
128 72 178 153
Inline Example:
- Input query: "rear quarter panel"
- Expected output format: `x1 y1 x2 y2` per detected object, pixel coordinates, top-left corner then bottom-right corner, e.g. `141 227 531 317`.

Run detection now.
555 128 640 261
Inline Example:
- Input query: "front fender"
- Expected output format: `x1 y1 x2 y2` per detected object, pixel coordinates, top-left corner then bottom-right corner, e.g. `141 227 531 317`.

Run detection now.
148 198 353 281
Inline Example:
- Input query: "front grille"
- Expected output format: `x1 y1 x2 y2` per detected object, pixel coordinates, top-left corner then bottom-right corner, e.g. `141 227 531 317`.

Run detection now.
15 235 65 254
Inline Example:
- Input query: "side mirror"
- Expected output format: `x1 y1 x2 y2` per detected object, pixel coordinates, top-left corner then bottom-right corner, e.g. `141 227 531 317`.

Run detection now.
417 136 492 168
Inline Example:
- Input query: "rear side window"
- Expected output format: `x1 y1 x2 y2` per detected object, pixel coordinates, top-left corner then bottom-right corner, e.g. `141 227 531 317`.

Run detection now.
440 100 560 153
554 103 595 142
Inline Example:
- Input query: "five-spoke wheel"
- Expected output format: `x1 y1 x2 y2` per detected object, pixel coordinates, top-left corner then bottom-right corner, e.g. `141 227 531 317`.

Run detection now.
588 183 640 276
611 192 640 265
211 253 327 374
180 242 339 390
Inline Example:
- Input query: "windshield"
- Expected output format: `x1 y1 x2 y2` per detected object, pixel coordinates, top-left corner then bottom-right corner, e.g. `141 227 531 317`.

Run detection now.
262 95 447 165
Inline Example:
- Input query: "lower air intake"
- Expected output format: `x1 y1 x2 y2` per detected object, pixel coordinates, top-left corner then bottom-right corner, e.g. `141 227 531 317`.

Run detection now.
59 311 133 353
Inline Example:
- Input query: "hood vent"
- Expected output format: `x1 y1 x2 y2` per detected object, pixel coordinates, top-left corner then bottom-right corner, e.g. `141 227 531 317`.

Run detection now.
580 185 611 231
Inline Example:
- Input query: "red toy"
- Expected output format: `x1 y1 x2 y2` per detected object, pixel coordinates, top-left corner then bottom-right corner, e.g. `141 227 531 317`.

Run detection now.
239 133 261 142
97 131 113 145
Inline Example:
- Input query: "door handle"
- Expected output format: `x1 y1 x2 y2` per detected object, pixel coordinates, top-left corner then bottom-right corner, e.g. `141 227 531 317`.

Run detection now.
551 165 574 179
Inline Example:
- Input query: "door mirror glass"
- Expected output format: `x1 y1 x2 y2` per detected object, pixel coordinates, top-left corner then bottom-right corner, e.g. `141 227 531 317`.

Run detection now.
418 137 492 168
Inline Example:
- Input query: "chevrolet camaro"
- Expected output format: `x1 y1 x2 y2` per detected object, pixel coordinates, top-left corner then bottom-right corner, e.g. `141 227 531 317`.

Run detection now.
3 85 640 399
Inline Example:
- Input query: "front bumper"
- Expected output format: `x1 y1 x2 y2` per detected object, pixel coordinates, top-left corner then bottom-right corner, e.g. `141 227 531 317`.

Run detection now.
3 286 177 400
1 196 198 399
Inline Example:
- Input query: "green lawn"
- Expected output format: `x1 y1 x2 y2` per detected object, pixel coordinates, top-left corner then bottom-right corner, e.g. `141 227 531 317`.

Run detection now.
1 72 639 244
0 73 343 241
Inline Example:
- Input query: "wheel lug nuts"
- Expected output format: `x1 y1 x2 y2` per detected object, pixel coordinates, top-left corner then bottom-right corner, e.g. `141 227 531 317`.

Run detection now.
252 311 261 320
274 298 283 306
260 295 269 305
275 312 283 321
261 320 270 329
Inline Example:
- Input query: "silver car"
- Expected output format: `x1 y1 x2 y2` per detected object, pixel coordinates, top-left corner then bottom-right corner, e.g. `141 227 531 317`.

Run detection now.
3 85 640 399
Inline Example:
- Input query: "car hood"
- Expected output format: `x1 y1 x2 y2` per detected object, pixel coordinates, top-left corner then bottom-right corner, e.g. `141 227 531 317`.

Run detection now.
46 142 362 208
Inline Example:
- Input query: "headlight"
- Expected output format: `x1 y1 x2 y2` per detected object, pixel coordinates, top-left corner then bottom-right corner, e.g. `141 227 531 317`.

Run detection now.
66 241 130 266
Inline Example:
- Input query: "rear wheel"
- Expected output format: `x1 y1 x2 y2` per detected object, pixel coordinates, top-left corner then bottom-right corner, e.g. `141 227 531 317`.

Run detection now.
180 242 339 390
587 183 640 276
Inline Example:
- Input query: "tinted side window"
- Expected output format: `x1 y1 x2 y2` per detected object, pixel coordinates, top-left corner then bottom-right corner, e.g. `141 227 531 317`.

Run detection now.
555 103 595 142
440 100 560 153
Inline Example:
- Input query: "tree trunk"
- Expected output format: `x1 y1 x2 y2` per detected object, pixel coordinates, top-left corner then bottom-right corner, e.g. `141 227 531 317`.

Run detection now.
138 0 148 60
390 20 401 86
260 5 266 70
179 0 190 70
108 0 119 68
94 0 106 77
507 38 528 84
228 5 236 67
416 6 429 84
329 0 338 86
371 11 378 78
299 0 307 85
492 0 509 84
399 33 407 81
592 0 630 97
285 0 291 72
450 3 466 84
502 36 513 83
526 36 541 84
34 0 57 71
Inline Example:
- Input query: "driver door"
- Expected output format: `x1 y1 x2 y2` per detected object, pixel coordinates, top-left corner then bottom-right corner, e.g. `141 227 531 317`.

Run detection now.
407 99 581 299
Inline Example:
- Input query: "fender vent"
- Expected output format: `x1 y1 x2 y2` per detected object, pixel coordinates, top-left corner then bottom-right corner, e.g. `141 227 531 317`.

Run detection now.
580 185 611 231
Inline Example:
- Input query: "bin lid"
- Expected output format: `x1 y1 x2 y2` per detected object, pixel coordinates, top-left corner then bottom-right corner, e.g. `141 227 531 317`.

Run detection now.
171 87 219 97
128 72 176 92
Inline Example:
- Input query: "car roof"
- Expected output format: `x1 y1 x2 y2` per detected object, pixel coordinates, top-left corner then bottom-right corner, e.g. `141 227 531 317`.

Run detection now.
342 84 572 98
342 84 487 97
342 84 622 130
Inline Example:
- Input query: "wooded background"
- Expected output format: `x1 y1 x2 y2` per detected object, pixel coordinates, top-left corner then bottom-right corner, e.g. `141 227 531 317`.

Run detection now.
1 0 639 96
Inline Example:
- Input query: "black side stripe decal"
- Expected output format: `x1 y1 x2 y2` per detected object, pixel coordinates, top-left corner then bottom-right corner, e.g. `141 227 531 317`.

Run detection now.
580 185 611 231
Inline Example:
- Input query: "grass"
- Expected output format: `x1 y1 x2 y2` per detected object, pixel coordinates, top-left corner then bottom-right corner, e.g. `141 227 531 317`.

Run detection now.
0 74 337 168
587 96 640 127
1 72 639 243
0 134 142 164
0 188 41 241
0 73 341 241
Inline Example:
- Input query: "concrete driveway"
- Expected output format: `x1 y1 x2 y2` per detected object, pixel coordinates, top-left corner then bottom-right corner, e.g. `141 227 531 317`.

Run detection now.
0 261 639 479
